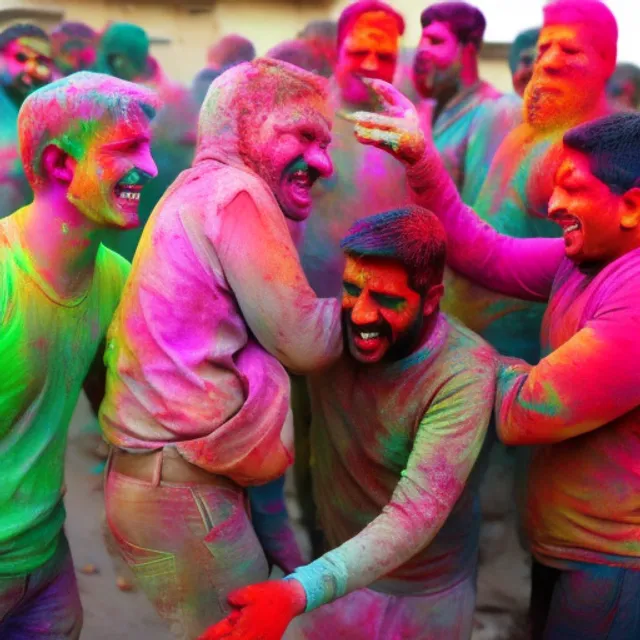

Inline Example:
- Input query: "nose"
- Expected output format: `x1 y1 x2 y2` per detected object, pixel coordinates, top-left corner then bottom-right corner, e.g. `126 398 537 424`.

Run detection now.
351 292 378 325
540 44 562 75
361 52 379 73
140 146 159 180
27 59 52 82
547 188 566 218
306 144 333 179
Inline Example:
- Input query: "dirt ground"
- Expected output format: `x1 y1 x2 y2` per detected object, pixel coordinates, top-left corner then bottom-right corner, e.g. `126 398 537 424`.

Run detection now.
65 393 530 639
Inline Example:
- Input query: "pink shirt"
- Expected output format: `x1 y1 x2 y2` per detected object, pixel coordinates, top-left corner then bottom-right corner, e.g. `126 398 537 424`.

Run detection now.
408 151 640 567
101 161 342 485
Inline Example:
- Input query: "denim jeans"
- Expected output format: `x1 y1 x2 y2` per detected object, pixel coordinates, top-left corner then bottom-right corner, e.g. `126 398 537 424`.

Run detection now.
105 459 269 639
0 533 82 639
531 559 640 639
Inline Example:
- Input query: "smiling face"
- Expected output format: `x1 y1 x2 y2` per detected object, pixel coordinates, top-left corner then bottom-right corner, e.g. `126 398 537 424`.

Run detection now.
67 111 157 229
341 255 427 364
249 98 333 222
1 37 55 100
525 24 609 129
413 21 461 100
335 11 399 105
548 147 635 264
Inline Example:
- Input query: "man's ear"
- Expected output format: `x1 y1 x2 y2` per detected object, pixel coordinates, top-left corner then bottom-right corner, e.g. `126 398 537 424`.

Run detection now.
423 282 444 316
41 144 76 185
620 187 640 230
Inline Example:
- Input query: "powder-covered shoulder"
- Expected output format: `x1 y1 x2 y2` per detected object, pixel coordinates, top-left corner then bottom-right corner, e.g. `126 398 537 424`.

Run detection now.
96 244 131 303
442 314 498 371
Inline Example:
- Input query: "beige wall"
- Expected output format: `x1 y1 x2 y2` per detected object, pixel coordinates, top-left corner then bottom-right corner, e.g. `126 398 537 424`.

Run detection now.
1 0 512 91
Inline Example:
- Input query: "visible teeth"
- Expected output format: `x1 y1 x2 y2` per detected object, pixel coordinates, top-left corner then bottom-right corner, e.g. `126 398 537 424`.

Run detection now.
360 332 379 340
119 191 140 201
564 223 579 233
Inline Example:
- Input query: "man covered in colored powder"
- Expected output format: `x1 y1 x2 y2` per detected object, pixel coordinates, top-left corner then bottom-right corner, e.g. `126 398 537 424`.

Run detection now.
459 26 540 208
351 74 640 640
440 0 617 366
607 62 640 111
108 55 199 261
100 59 342 639
201 206 496 640
0 24 57 217
49 21 97 76
301 0 408 299
0 71 158 638
93 22 150 82
413 2 501 193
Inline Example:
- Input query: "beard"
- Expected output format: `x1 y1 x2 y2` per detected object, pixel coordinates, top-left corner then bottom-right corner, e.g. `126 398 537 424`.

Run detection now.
341 305 425 364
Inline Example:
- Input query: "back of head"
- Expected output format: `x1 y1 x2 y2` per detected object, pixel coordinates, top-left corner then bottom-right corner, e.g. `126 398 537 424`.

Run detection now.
543 0 617 78
341 205 447 291
509 27 540 74
337 0 405 50
564 112 640 195
18 71 159 189
207 34 255 70
196 58 328 167
96 22 150 79
298 20 338 43
267 39 334 78
420 1 486 49
50 21 96 44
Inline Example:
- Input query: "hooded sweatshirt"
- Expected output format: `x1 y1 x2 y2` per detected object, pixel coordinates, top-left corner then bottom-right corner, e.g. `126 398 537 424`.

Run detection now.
100 59 342 485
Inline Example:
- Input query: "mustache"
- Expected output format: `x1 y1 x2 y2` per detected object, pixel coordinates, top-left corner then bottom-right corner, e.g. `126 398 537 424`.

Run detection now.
345 316 393 342
286 158 320 183
117 168 155 187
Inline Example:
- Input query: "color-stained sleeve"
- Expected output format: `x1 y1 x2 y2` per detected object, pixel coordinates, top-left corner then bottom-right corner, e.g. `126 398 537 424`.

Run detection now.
213 190 342 374
497 272 640 445
406 150 563 302
287 349 495 611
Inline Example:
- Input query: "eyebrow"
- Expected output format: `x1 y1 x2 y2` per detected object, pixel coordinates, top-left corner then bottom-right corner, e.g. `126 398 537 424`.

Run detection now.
103 134 150 149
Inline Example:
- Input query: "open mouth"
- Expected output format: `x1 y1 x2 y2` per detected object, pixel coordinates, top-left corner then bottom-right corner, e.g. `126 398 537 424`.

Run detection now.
286 166 320 214
351 325 388 356
114 183 143 213
551 213 582 250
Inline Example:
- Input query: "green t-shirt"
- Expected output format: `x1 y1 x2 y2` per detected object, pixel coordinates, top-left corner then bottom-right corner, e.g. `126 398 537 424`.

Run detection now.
0 214 129 575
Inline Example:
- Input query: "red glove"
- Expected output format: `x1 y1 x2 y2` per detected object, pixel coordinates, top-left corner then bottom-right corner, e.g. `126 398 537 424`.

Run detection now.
198 579 306 640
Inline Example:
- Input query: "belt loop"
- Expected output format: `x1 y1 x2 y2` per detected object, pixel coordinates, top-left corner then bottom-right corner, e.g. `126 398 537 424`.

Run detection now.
151 448 163 487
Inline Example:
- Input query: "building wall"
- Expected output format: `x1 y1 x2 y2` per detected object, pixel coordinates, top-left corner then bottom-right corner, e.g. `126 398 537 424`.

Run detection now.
0 0 512 91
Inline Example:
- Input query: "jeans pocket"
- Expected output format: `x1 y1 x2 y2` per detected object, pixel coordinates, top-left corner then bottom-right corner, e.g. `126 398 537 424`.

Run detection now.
192 487 269 585
109 523 180 628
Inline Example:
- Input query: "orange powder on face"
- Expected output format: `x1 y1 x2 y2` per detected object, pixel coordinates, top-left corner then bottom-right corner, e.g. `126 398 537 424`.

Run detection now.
345 11 400 55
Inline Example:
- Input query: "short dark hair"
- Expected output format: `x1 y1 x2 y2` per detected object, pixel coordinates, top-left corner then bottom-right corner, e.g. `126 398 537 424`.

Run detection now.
337 1 405 50
420 2 486 49
563 112 640 195
0 24 49 52
267 39 334 78
341 206 447 293
509 27 540 74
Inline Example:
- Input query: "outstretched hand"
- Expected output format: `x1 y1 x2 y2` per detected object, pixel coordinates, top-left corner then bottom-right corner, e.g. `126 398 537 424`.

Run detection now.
339 78 427 166
197 579 306 640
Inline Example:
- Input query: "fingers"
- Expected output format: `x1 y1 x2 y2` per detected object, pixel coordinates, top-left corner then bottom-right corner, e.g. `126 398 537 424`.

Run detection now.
354 126 402 152
197 617 236 640
341 112 400 131
361 78 415 114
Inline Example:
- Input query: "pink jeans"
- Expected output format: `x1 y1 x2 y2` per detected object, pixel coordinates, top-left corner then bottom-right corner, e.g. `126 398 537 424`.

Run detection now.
104 458 268 639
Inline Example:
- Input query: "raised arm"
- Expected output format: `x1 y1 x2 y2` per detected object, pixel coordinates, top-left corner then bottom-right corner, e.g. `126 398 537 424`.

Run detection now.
497 270 640 445
346 79 563 303
213 189 342 374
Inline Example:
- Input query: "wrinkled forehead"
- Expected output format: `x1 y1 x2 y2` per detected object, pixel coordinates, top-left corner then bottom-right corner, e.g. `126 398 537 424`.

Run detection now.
3 36 52 58
344 254 408 284
344 11 400 54
77 102 153 148
266 93 331 131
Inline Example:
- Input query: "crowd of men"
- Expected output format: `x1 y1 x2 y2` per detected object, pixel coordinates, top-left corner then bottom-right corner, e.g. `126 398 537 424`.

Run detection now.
1 1 640 639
